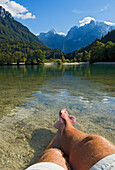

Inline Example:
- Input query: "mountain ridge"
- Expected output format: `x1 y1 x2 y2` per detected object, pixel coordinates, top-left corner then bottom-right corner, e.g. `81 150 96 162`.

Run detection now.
0 6 44 45
38 18 115 53
0 6 13 19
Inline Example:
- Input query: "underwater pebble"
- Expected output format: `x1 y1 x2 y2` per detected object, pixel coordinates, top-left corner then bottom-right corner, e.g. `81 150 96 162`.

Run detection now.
26 134 32 139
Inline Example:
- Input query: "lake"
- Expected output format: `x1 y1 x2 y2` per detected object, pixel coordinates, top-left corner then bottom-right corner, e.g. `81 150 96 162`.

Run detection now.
0 64 115 169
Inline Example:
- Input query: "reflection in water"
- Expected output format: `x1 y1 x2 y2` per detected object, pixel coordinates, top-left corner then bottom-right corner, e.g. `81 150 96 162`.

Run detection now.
0 65 52 118
0 64 115 169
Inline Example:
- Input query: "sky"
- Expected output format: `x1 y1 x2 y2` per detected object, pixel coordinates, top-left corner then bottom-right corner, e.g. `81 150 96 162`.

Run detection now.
0 0 115 35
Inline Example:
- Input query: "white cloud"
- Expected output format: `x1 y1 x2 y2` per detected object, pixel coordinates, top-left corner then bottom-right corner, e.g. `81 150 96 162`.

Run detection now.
0 0 8 3
0 0 36 19
72 9 86 14
104 21 115 26
79 17 96 26
100 4 109 12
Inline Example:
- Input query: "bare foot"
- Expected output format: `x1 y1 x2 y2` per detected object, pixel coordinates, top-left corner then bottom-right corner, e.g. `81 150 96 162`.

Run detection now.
54 109 76 130
48 109 76 149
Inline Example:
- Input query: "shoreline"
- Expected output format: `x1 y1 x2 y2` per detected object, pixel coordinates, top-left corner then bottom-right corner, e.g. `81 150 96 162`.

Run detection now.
44 62 90 65
1 62 115 66
44 62 115 65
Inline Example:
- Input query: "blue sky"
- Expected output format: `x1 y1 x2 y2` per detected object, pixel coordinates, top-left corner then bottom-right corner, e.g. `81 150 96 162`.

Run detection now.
0 0 115 35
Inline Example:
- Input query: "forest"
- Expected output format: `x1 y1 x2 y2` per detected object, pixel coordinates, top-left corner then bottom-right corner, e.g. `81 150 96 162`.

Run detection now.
66 40 115 63
0 40 64 65
0 39 115 65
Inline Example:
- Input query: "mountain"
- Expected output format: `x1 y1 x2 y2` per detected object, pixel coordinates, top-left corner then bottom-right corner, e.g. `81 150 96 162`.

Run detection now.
0 6 43 44
101 29 115 43
38 28 65 50
38 18 115 53
0 6 65 65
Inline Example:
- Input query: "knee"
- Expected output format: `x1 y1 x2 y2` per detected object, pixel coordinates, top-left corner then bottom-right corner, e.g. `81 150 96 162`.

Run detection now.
39 148 64 162
46 148 68 165
45 148 63 157
39 148 68 169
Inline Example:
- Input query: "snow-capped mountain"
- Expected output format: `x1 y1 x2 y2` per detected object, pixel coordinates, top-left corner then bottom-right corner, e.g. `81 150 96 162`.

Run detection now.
38 28 65 50
38 17 115 53
0 6 43 43
0 6 13 19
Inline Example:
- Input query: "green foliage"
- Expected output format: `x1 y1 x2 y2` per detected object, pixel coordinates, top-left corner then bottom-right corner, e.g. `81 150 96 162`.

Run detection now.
73 57 77 62
62 55 66 62
65 59 70 63
67 37 115 64
0 52 6 65
33 49 46 64
104 41 115 61
56 59 63 65
101 30 115 44
83 50 90 62
0 16 43 44
89 41 105 63
65 50 90 62
13 51 22 65
89 40 115 63
0 40 65 65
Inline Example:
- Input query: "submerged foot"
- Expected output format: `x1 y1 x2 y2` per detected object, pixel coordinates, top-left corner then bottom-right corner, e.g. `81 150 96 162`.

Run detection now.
54 109 76 130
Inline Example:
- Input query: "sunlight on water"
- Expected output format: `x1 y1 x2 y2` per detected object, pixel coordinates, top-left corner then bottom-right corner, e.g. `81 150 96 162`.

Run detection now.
0 65 115 169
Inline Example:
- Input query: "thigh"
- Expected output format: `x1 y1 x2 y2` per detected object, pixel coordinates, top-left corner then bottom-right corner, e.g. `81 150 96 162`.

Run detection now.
69 135 115 170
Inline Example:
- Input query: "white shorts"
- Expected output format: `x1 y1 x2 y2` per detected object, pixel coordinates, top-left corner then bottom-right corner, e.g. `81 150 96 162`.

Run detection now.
26 162 65 170
90 154 115 170
26 154 115 170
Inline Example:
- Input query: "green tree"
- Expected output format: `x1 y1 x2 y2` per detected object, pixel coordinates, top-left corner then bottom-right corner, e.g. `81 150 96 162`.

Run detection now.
62 56 66 62
90 41 105 63
5 52 13 64
0 53 6 65
33 49 45 64
26 49 34 64
76 53 83 62
13 51 22 65
73 57 77 62
82 51 90 62
104 41 115 61
56 59 62 65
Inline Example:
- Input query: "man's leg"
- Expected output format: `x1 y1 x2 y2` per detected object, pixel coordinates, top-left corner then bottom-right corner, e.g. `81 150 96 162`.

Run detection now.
58 109 115 170
26 128 70 169
38 130 69 169
38 111 76 170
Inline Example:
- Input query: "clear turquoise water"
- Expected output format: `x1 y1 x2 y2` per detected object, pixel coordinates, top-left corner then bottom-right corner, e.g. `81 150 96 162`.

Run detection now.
0 64 115 169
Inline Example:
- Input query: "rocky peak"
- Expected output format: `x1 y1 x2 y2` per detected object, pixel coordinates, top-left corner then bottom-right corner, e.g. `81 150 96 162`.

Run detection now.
66 26 79 39
48 28 57 35
0 6 13 19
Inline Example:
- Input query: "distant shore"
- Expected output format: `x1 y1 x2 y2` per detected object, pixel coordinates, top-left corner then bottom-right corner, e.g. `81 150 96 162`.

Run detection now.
44 62 115 66
1 62 115 66
44 62 89 66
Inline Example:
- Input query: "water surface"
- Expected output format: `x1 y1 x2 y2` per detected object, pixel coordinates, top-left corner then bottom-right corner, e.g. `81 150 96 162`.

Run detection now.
0 64 115 169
